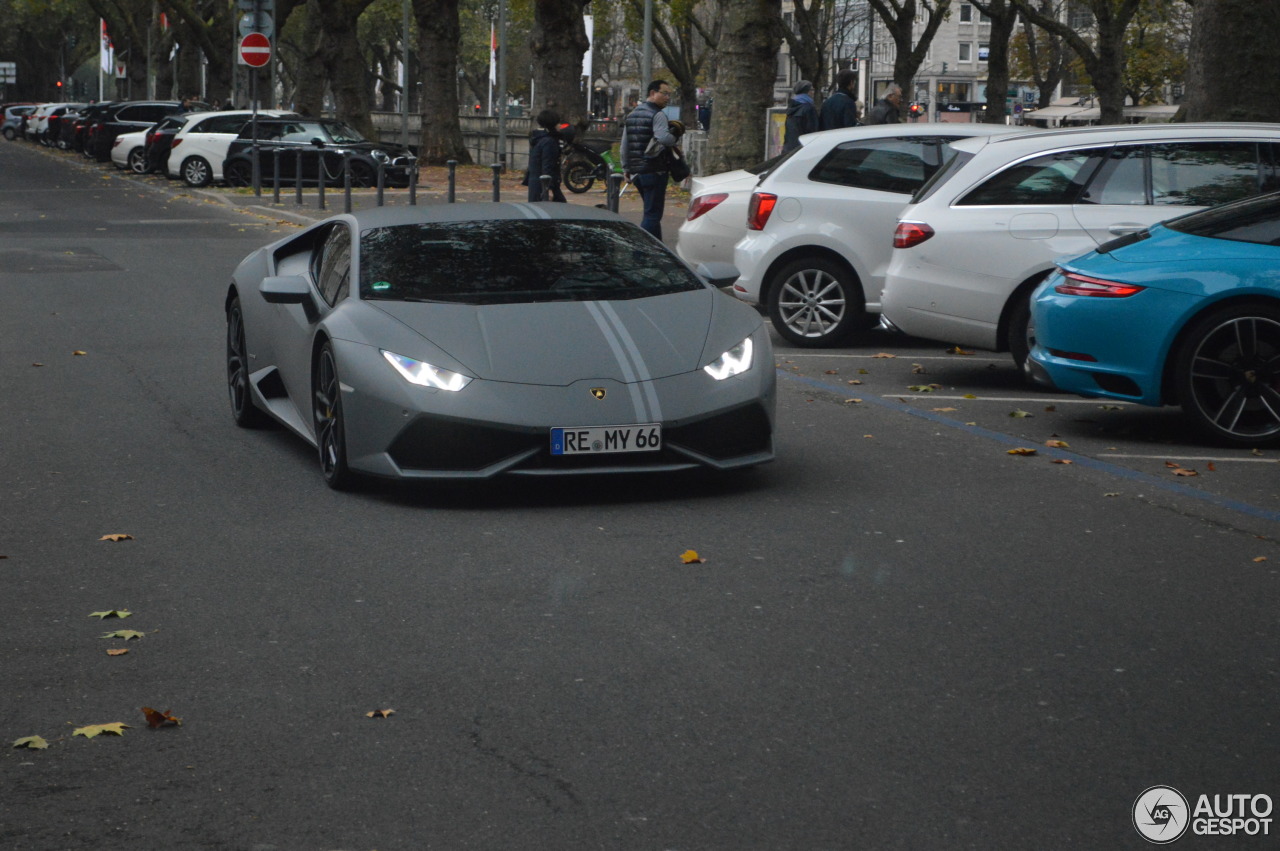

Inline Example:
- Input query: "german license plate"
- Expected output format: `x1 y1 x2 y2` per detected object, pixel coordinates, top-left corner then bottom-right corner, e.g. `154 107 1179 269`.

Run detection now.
551 424 661 455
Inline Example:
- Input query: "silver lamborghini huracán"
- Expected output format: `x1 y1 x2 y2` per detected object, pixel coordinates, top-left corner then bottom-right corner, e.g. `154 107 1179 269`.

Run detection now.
225 204 776 488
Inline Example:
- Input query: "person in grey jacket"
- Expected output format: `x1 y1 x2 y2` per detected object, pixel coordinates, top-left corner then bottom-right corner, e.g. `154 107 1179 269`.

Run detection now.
867 85 903 125
783 80 818 153
819 69 861 130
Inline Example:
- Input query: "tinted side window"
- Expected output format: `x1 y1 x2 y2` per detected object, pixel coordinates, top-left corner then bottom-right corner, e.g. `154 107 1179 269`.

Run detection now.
1150 141 1261 207
1080 145 1148 205
809 137 953 195
1167 195 1280 246
316 226 352 306
958 148 1104 206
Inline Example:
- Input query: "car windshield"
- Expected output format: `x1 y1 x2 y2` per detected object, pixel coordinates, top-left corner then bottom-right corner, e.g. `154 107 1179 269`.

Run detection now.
1165 192 1280 246
317 121 365 144
360 219 704 305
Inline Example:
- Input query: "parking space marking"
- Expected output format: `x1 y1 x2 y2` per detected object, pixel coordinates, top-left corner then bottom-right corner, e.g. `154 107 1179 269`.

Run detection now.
884 395 1131 405
778 353 977 361
1100 454 1278 463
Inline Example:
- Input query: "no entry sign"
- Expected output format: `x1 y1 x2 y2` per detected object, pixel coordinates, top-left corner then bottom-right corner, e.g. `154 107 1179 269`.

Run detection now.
239 32 272 67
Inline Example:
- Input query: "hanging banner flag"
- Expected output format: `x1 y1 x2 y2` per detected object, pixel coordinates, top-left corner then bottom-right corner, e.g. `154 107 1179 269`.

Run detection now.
582 15 593 82
100 19 114 74
159 12 169 29
489 23 496 87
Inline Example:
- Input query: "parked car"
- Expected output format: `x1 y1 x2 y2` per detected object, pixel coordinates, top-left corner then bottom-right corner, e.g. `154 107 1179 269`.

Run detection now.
71 102 119 155
110 127 150 171
1028 192 1280 447
225 204 771 488
166 110 297 187
880 123 1280 369
676 153 789 268
728 123 1023 347
221 117 416 188
1 104 37 141
23 103 57 142
42 103 86 147
138 114 187 174
86 100 196 162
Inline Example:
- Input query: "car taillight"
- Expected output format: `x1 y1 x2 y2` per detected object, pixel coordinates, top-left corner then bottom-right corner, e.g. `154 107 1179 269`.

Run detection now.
893 221 935 249
747 192 778 231
170 137 182 148
1054 270 1144 298
687 192 728 222
112 137 123 148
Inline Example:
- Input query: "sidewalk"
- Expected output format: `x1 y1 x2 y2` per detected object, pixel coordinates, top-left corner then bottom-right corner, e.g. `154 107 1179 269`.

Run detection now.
194 164 693 247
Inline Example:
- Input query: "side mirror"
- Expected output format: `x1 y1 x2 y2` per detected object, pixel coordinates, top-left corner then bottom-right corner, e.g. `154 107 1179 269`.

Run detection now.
311 137 325 148
695 261 740 290
259 275 312 304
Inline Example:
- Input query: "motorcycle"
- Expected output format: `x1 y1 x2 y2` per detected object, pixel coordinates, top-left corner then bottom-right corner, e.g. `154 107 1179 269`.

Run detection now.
558 129 621 194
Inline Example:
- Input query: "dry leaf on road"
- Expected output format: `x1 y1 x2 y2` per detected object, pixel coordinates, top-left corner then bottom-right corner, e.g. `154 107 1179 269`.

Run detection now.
89 610 131 620
1007 448 1037 456
73 723 129 739
680 549 706 564
142 707 181 728
366 709 396 719
12 736 49 750
99 534 133 542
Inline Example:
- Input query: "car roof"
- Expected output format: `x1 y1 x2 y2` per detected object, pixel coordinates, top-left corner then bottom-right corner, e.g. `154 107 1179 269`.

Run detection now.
800 122 1023 147
330 202 629 232
949 121 1280 155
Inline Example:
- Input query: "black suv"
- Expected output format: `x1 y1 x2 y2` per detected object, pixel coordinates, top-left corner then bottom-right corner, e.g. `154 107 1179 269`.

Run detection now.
87 101 197 162
221 118 416 187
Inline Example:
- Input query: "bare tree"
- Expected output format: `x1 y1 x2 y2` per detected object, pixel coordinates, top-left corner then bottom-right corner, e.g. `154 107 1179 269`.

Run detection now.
1182 0 1280 121
413 0 471 162
782 0 836 90
530 0 592 128
706 0 782 172
969 0 1020 123
1011 0 1143 124
868 0 952 93
627 0 722 126
1010 0 1069 110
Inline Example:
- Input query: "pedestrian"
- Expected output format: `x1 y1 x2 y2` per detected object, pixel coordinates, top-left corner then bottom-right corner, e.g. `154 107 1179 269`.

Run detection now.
867 85 903 125
783 80 818 153
526 109 567 203
621 79 680 240
819 69 861 131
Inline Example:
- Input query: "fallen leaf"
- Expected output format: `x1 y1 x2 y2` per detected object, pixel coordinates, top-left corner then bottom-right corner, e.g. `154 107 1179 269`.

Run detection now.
911 364 926 374
142 707 181 728
1045 439 1069 448
1007 447 1037 456
1104 492 1121 497
963 393 978 399
1165 461 1181 468
106 648 129 657
1253 557 1267 563
872 353 896 359
1252 448 1264 456
99 534 133 542
89 610 132 620
857 368 869 375
12 736 49 750
680 549 706 564
1172 468 1198 477
863 434 874 439
947 346 974 355
366 709 396 719
32 362 43 367
1052 459 1074 465
843 398 862 404
100 630 145 641
1207 462 1216 472
1099 405 1123 411
846 379 862 385
73 723 129 739
1009 409 1032 418
1044 405 1057 412
932 407 958 412
824 369 839 375
73 350 87 356
908 385 935 392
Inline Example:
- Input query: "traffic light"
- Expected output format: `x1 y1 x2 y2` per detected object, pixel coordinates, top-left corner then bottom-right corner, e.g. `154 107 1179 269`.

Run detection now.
909 102 923 119
55 80 63 91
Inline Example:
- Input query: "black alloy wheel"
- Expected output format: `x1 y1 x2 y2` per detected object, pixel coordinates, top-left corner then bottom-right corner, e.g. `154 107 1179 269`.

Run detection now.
224 159 253 187
1175 303 1280 447
226 297 269 428
314 343 355 489
348 160 376 188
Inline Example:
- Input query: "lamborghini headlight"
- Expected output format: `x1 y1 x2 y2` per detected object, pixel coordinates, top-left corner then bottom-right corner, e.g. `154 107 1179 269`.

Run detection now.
702 337 753 380
382 350 472 391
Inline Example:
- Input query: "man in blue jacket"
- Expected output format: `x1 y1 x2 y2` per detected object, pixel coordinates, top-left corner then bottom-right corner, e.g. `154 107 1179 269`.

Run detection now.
820 70 861 130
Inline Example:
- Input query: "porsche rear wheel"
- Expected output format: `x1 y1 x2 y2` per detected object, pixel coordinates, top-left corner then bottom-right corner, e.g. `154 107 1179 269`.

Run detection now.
226 297 269 428
314 343 355 489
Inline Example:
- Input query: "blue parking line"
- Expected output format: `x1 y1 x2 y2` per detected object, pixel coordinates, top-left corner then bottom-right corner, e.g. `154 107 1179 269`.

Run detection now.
779 369 1280 526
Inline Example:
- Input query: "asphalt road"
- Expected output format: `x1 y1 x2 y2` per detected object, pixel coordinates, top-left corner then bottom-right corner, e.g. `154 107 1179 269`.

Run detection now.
2 140 1278 850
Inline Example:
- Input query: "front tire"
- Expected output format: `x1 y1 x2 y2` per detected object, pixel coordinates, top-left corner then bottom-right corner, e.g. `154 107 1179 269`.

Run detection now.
348 160 376 188
767 255 866 347
314 343 356 489
1175 303 1280 447
226 297 270 429
128 147 148 174
181 156 212 187
224 159 253 187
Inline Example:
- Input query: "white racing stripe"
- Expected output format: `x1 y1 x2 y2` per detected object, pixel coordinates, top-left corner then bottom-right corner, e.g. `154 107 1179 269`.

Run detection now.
584 301 650 421
598 302 663 422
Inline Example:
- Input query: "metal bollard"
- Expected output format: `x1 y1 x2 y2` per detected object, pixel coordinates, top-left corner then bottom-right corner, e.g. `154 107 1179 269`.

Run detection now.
272 148 281 204
251 145 261 198
342 152 352 214
539 174 551 200
447 160 456 203
317 155 326 210
409 162 418 206
607 173 624 213
376 160 385 207
491 163 502 201
295 153 303 205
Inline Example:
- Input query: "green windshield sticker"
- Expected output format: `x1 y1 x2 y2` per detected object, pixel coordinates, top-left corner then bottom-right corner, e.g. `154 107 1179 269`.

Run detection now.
372 281 391 291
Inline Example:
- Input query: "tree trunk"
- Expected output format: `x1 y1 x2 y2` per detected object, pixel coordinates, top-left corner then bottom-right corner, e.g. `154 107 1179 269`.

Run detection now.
971 0 1019 123
293 2 327 116
706 0 782 173
869 0 952 96
530 0 591 128
1183 0 1280 121
412 0 471 164
311 0 376 138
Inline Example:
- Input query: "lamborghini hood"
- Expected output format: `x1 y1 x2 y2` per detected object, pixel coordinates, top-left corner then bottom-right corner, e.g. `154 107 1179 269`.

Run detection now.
370 289 718 385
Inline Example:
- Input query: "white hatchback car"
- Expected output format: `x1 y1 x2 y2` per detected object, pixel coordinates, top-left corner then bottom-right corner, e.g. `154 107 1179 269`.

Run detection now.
676 156 785 267
880 123 1280 368
167 109 298 187
110 128 149 172
730 123 1020 347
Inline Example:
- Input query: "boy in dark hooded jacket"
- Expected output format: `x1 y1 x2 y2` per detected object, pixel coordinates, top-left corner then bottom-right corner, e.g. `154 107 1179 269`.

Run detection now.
527 109 567 202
